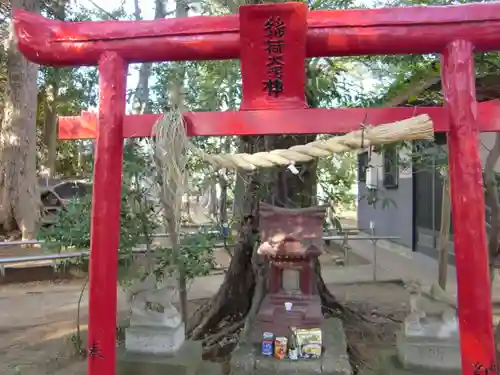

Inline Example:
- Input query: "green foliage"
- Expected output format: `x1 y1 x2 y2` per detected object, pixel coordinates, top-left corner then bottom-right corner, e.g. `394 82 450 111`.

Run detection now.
38 145 160 281
154 228 219 280
38 143 220 282
37 66 98 177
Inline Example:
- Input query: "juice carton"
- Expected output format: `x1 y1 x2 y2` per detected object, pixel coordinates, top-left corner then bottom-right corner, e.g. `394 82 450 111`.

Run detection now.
274 336 288 360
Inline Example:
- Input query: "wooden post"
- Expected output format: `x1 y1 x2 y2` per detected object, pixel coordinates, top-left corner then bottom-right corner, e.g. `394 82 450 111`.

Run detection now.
87 52 127 375
441 40 497 375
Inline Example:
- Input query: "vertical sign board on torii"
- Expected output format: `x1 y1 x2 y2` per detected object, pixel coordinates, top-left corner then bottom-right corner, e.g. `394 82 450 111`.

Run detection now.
239 3 307 110
13 2 500 375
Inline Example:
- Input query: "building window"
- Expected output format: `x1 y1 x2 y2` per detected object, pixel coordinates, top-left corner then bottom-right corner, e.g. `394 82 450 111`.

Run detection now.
358 152 369 183
383 148 399 189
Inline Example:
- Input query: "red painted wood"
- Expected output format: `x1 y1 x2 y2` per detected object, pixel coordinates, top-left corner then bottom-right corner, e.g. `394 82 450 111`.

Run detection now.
270 265 281 294
442 41 496 375
13 2 500 65
239 3 307 110
87 53 127 375
57 101 500 140
300 262 312 295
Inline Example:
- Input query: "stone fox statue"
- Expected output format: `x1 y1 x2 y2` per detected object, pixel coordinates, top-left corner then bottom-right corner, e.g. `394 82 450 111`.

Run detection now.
127 273 182 328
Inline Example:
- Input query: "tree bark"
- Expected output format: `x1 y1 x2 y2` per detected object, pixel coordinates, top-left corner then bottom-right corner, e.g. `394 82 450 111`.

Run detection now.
232 139 246 222
43 82 58 176
0 0 41 238
41 0 66 176
218 137 231 224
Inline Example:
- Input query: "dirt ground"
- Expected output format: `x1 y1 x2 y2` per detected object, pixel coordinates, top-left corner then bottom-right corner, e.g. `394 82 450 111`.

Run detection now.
0 278 445 375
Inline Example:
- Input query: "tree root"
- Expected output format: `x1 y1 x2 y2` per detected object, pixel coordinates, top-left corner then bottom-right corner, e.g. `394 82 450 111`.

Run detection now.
203 320 244 346
187 216 256 340
188 293 221 340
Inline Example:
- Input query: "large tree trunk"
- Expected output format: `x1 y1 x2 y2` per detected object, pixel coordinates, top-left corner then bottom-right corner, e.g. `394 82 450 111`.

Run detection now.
0 0 41 238
42 0 66 176
218 137 232 224
43 81 59 176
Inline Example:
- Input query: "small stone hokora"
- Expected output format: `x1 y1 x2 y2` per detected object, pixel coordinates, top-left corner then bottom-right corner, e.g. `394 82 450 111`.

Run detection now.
127 272 182 328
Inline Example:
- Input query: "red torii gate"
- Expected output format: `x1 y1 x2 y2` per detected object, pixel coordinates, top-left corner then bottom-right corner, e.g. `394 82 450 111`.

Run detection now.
12 2 500 375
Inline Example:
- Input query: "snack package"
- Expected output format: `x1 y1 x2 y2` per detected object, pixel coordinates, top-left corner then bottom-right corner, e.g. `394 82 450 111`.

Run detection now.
295 328 322 359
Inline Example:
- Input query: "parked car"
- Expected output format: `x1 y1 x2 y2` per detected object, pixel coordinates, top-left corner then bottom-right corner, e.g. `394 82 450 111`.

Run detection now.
40 180 92 225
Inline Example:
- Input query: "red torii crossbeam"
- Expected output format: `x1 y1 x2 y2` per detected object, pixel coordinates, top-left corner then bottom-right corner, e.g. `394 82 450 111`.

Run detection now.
13 3 500 375
59 101 500 139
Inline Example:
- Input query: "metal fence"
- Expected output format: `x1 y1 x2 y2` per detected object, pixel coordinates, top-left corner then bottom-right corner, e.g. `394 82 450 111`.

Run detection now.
0 231 399 281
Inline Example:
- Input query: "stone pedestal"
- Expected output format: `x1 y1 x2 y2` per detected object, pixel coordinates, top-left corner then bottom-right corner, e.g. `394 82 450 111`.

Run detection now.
396 317 460 372
125 324 185 355
117 340 203 375
362 315 461 375
232 318 351 375
359 350 460 375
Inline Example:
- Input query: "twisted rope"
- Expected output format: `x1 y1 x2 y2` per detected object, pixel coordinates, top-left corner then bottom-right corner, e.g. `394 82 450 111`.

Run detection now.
191 114 434 171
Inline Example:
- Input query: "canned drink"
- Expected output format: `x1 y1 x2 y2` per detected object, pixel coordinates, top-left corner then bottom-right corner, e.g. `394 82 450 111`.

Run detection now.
261 332 274 356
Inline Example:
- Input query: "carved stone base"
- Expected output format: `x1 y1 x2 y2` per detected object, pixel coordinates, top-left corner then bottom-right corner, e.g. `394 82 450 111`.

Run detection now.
117 341 208 375
396 317 460 371
125 323 185 355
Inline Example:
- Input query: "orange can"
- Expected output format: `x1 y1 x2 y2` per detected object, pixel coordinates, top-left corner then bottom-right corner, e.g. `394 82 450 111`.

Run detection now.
274 336 288 360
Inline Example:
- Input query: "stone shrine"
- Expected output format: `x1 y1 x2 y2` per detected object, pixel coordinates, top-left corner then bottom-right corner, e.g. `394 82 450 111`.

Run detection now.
251 202 326 343
360 281 462 375
396 281 461 373
124 273 185 355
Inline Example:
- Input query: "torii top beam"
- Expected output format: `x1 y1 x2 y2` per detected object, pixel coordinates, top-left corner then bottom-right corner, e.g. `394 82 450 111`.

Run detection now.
13 2 500 66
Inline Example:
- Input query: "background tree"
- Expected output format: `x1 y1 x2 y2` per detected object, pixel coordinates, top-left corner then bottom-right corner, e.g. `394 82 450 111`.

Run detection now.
0 0 41 238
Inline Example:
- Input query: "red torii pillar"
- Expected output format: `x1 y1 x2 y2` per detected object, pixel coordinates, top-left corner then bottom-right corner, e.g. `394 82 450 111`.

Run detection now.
13 2 500 375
